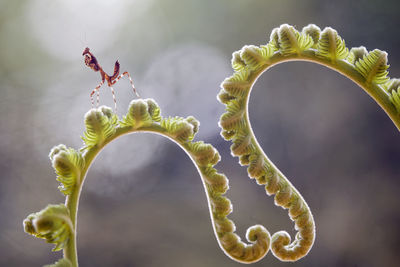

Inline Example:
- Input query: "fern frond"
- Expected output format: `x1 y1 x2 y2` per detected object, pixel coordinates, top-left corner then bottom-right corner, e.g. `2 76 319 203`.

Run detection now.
230 131 253 156
219 99 245 131
161 116 195 143
99 106 118 125
120 99 153 128
220 129 236 141
228 68 251 82
185 116 200 136
232 50 247 72
301 24 321 49
316 27 349 61
269 27 280 50
187 141 219 166
278 24 314 56
49 144 84 195
346 46 368 65
265 172 280 196
240 44 276 70
274 181 293 207
201 167 229 194
217 89 236 104
44 259 72 267
213 217 235 233
239 154 250 166
26 95 280 265
145 98 162 122
221 69 251 98
82 106 118 148
210 195 232 216
260 43 278 57
247 153 266 179
221 79 250 98
355 49 389 84
23 204 73 251
219 226 270 263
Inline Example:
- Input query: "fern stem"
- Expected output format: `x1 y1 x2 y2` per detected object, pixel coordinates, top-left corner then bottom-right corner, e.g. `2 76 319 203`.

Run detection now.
247 51 400 130
64 192 79 267
219 25 399 261
63 124 165 266
64 118 260 265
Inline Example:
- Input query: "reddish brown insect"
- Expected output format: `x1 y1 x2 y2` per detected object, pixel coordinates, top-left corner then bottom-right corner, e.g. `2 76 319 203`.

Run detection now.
82 47 139 111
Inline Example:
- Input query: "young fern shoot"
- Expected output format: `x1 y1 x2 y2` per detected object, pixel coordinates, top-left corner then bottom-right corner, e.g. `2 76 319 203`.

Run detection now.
218 23 400 261
24 100 274 266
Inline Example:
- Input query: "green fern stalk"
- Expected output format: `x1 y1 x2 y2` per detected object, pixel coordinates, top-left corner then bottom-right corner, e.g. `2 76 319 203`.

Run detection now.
24 99 272 266
219 24 400 261
225 24 400 131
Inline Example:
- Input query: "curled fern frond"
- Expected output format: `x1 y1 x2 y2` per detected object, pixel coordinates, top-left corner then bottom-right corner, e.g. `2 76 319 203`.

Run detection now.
161 116 197 143
146 98 162 122
217 89 236 104
44 258 72 267
230 130 253 156
187 141 219 166
228 68 251 83
247 153 266 179
26 97 274 265
185 116 200 135
278 24 314 56
23 204 73 251
239 154 250 166
218 23 400 263
232 50 247 72
82 106 118 148
240 44 276 70
269 27 280 50
217 225 271 263
120 99 154 128
219 99 245 131
221 69 251 98
355 49 389 84
210 195 232 216
220 129 236 141
221 79 250 98
201 166 229 194
316 27 349 61
184 122 271 263
49 144 84 195
347 46 368 65
301 24 321 49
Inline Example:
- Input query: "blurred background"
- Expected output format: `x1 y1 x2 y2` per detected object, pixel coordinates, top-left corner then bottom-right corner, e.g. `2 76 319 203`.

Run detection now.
1 0 400 266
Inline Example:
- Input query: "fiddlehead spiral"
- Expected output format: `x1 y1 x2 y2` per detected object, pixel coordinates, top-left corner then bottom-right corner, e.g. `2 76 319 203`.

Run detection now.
219 24 400 261
24 99 271 266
